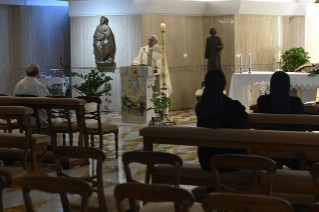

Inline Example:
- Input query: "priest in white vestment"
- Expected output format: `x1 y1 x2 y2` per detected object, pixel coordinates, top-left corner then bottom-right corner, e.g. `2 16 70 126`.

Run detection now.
14 64 51 125
133 35 162 69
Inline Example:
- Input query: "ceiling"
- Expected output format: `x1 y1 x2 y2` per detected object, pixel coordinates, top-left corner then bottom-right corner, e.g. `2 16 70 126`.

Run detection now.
1 0 318 16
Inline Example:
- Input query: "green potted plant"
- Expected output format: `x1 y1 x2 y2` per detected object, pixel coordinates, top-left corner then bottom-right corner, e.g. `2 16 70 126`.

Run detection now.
147 88 173 125
53 68 113 112
281 47 311 72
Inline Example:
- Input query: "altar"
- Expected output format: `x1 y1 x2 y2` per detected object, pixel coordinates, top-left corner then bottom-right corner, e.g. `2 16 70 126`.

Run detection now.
229 72 319 109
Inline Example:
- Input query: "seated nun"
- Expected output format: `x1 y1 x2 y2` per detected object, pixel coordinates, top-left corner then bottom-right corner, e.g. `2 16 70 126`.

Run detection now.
257 71 305 114
196 70 249 174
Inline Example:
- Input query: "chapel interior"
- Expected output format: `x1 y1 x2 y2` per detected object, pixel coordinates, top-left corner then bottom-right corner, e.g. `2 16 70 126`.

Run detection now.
1 0 319 211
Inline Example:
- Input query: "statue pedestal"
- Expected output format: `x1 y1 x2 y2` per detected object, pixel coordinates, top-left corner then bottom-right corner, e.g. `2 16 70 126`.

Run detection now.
120 66 160 124
97 62 117 73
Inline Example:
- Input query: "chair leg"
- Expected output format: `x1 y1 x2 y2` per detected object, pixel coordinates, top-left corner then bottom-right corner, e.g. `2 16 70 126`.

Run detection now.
62 133 66 146
91 134 94 148
54 133 58 148
99 134 103 150
115 133 118 159
70 133 73 146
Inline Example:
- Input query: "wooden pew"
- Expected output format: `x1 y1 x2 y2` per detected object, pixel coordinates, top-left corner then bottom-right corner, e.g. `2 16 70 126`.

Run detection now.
140 126 319 205
0 97 89 169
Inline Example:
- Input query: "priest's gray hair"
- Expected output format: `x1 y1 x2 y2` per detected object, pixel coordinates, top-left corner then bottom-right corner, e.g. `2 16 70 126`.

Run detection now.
150 35 158 41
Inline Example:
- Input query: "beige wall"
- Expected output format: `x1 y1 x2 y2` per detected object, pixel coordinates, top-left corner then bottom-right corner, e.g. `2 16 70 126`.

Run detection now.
0 5 13 95
234 15 280 70
306 17 319 63
282 16 305 53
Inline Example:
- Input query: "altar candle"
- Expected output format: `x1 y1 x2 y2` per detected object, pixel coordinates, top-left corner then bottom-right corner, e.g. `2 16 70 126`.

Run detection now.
161 23 167 87
240 54 242 69
249 54 251 69
161 23 165 32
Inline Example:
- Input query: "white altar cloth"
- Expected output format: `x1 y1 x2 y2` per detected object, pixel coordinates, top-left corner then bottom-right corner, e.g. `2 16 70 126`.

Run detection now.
38 77 70 96
229 72 319 109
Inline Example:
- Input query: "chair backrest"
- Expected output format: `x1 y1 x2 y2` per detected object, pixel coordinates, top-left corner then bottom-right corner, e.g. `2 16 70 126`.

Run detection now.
311 163 319 201
0 176 5 212
201 193 293 212
248 113 319 131
0 95 7 97
211 154 277 195
53 146 108 211
76 96 102 134
114 183 194 212
122 151 183 186
21 176 92 212
0 106 34 170
15 94 42 133
45 96 73 130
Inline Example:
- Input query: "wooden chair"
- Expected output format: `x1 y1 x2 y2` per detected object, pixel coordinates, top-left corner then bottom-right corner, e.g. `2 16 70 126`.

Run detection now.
201 193 293 212
21 176 93 212
122 151 183 186
0 94 18 133
211 154 277 195
53 146 129 212
0 176 4 212
46 95 78 148
122 151 203 211
0 106 49 174
15 94 49 134
76 96 119 158
114 183 202 212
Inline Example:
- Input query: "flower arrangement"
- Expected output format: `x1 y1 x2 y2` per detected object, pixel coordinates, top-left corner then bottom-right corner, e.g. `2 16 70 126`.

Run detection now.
195 86 205 102
253 81 270 96
308 64 319 77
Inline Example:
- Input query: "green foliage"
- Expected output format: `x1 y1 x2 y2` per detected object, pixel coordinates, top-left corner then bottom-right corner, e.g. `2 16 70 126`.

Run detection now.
147 95 173 120
53 68 113 97
281 47 310 72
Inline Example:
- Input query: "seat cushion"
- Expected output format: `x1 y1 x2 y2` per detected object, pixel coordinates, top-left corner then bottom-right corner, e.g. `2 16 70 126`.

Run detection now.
0 167 27 179
52 121 78 131
70 191 130 212
0 119 18 128
140 202 204 212
0 132 50 145
86 122 118 133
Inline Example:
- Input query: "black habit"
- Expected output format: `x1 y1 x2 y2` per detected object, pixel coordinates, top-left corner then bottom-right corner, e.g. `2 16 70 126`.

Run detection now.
257 71 305 114
196 70 249 172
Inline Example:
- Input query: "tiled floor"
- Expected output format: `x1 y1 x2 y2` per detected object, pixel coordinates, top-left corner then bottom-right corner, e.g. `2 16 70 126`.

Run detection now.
2 109 198 212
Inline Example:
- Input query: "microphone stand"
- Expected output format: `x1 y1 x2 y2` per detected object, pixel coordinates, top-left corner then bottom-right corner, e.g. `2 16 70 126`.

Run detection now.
143 48 158 74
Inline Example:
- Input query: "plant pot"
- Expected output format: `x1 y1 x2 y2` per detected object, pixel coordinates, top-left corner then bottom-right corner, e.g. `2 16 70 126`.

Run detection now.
85 102 97 113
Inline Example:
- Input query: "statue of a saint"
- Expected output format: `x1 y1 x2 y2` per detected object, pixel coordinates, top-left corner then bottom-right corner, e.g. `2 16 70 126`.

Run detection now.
93 16 116 66
205 28 223 72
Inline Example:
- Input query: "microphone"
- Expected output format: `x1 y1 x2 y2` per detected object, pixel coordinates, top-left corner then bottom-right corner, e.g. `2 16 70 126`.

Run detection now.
143 48 157 68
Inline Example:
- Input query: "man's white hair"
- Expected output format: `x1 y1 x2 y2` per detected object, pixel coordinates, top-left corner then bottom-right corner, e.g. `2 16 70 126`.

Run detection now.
150 35 158 41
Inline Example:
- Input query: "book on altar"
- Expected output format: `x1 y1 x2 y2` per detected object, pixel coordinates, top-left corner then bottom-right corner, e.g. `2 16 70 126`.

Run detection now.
304 101 316 107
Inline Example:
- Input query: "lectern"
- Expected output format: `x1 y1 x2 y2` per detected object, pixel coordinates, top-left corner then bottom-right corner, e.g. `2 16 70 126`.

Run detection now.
120 66 160 124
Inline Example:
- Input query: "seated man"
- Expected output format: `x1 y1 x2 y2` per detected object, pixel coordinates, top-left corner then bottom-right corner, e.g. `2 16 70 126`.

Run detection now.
14 64 51 125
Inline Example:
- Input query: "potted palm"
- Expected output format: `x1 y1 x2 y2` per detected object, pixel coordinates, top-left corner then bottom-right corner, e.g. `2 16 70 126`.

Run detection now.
53 68 113 112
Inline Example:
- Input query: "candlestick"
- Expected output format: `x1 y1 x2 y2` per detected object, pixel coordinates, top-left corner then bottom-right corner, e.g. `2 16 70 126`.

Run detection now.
240 54 242 69
249 54 251 69
161 23 167 88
